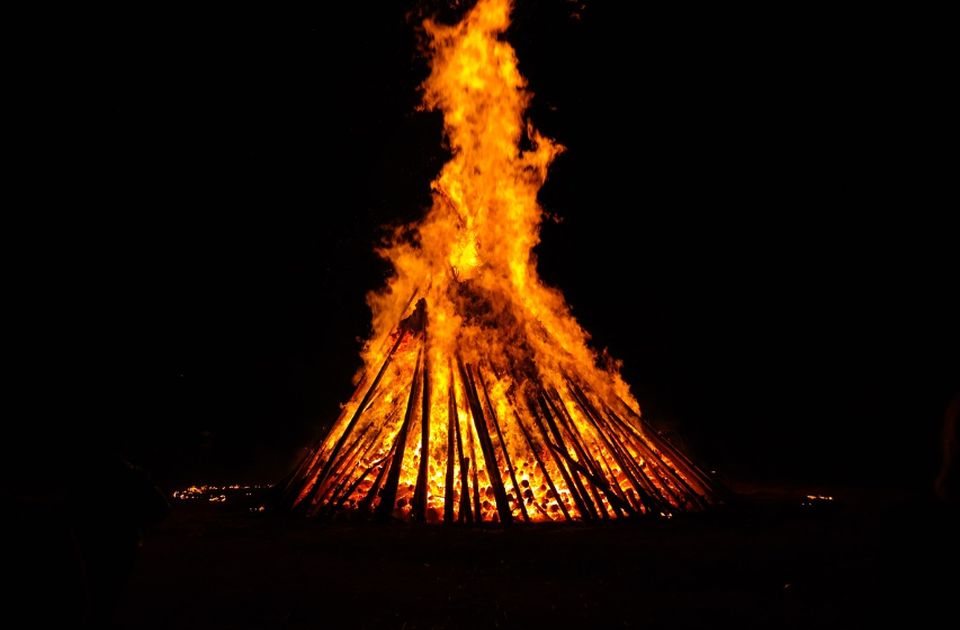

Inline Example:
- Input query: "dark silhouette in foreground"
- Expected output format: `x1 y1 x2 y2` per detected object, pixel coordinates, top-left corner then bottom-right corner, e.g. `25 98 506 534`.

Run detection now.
8 454 168 627
72 457 169 626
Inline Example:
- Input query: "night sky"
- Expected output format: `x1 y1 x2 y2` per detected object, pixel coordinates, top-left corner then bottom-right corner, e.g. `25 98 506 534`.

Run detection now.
25 3 955 494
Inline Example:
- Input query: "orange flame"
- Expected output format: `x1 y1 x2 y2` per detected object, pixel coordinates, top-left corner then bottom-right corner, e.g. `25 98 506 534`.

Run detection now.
288 0 718 523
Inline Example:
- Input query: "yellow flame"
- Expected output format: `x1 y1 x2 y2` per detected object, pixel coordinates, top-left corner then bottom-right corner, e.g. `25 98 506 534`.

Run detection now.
365 0 633 404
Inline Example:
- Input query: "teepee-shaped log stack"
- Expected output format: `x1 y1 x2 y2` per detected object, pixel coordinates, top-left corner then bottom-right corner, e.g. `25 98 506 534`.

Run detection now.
282 299 721 524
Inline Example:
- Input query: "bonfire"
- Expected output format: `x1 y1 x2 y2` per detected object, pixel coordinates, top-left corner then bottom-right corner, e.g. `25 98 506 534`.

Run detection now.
283 0 720 523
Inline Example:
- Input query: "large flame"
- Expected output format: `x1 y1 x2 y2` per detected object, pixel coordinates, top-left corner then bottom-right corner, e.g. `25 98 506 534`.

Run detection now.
287 0 717 523
366 0 632 406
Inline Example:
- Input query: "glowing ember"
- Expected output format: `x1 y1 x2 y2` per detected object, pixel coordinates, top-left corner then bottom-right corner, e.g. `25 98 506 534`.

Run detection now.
172 484 272 502
283 0 721 523
801 494 835 507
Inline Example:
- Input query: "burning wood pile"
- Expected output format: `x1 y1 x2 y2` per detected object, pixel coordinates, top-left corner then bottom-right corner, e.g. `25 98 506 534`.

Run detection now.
283 0 721 523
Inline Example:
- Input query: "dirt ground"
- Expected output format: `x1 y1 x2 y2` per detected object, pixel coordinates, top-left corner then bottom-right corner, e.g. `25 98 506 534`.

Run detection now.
114 487 957 629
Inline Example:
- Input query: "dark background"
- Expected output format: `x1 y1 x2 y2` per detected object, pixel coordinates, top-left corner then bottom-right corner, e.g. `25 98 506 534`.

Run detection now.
19 2 955 494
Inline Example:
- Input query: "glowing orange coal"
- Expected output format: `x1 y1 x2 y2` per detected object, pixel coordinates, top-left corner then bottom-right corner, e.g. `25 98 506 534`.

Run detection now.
284 0 719 523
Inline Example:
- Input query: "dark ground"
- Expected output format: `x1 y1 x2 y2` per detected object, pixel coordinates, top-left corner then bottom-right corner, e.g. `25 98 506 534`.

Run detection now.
114 487 957 629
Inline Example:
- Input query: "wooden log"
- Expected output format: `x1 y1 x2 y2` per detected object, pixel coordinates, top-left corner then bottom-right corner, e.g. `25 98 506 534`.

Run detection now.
304 424 370 509
563 379 660 513
284 354 383 501
310 425 374 511
469 438 482 522
462 378 482 523
555 390 630 519
444 383 456 524
457 358 513 525
411 336 432 522
567 379 670 508
328 455 389 514
369 288 421 359
357 439 395 515
594 407 673 508
536 391 600 520
613 395 719 498
508 396 572 522
374 349 423 521
301 326 410 511
477 366 530 522
526 393 594 521
608 436 663 511
616 428 688 509
547 387 601 477
477 367 529 522
639 419 722 502
321 428 388 516
280 445 321 499
544 441 637 516
544 389 610 519
451 372 473 524
596 456 629 518
323 426 385 512
600 404 705 510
